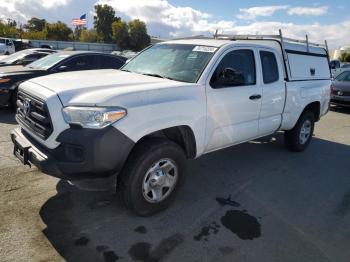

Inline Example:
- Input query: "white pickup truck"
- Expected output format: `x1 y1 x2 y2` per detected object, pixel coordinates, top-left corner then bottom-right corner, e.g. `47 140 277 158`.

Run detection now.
11 32 331 216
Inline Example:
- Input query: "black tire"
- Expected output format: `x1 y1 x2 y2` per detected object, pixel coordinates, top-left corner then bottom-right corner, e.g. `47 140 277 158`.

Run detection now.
5 52 9 55
118 138 186 216
285 111 315 152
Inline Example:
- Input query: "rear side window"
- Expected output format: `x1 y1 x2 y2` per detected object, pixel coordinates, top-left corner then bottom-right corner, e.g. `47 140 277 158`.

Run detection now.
61 55 96 71
260 51 279 84
98 55 124 69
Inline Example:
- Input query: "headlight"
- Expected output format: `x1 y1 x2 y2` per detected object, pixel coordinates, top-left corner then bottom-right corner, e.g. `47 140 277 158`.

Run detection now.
62 106 127 129
0 78 11 83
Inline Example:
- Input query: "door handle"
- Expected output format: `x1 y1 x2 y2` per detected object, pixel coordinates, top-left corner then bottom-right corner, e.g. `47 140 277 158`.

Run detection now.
249 94 262 100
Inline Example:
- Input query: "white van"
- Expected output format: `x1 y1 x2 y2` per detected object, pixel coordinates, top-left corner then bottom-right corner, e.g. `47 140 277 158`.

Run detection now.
0 38 15 55
12 30 331 215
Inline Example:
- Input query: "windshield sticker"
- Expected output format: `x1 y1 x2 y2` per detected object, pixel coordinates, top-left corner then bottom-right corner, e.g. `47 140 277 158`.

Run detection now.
193 46 217 53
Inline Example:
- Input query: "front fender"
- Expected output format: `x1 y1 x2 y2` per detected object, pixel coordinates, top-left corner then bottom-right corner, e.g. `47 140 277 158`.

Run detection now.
113 85 207 157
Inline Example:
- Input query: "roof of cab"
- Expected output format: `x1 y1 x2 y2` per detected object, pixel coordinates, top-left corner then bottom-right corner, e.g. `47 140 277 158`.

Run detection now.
161 39 231 47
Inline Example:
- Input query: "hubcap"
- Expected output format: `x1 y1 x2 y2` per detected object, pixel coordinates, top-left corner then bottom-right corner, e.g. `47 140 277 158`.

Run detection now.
299 120 312 145
142 159 178 203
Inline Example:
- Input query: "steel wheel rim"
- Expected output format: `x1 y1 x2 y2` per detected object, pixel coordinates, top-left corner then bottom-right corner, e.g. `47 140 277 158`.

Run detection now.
142 158 178 203
299 120 312 145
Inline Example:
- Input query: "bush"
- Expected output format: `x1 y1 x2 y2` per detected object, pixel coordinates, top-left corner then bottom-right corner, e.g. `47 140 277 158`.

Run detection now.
339 52 350 63
79 29 98 42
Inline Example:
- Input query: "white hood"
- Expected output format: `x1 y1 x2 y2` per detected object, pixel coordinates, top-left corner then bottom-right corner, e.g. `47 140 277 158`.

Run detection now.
28 69 193 106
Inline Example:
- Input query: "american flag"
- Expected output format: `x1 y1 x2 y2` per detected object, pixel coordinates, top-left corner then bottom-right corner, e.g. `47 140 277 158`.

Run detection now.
72 14 87 26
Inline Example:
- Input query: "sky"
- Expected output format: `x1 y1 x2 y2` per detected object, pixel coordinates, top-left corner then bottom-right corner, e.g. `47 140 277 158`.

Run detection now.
0 0 349 48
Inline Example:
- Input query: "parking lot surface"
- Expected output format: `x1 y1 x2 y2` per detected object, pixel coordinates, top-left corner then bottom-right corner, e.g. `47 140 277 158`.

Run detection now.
0 107 349 262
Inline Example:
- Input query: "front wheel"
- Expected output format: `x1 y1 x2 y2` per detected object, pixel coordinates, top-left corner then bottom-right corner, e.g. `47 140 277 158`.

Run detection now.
118 138 186 216
285 111 315 152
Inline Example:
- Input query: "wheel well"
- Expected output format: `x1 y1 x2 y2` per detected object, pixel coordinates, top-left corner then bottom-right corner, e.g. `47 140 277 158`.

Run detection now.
138 126 197 159
303 102 320 122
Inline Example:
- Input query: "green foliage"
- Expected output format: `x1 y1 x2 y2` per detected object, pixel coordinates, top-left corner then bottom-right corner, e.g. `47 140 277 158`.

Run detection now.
73 26 85 40
25 17 46 32
0 20 17 38
79 29 98 42
94 4 120 42
112 20 129 49
128 19 151 51
339 52 350 63
45 22 72 41
7 19 17 28
22 30 47 40
0 5 151 48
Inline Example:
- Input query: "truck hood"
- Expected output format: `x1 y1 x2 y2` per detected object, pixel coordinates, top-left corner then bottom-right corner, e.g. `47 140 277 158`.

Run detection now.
28 69 194 106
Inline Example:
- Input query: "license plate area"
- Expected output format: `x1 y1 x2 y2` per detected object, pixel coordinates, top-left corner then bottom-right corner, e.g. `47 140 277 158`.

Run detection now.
13 135 31 166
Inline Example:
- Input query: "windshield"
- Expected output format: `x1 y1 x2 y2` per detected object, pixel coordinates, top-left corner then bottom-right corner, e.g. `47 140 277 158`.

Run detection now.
27 52 70 69
0 50 32 64
335 71 350 82
122 44 217 83
0 39 5 44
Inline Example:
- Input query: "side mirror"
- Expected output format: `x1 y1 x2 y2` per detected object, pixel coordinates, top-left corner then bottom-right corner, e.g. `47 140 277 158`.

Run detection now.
57 65 68 72
212 67 244 88
21 59 34 65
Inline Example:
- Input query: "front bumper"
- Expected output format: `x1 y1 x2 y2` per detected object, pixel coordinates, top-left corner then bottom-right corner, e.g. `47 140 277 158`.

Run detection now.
331 95 350 107
11 126 134 180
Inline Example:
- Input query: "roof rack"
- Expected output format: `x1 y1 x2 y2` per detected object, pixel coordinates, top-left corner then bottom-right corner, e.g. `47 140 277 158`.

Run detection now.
213 29 329 54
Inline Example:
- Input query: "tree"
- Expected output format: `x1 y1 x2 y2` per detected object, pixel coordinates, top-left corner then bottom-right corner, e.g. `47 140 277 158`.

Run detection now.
25 17 46 32
45 22 72 41
112 20 129 49
94 4 120 42
73 26 85 40
128 19 151 51
0 20 17 38
339 52 350 63
7 19 17 28
22 30 47 40
79 29 98 42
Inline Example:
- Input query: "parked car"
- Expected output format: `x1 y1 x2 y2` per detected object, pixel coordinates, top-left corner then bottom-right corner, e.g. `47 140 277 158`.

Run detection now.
331 70 350 107
0 51 126 108
330 59 350 78
0 48 56 67
13 39 31 52
330 59 341 77
0 38 15 55
11 34 331 216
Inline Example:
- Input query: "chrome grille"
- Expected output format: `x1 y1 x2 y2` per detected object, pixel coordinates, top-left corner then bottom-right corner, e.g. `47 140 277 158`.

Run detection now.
16 91 53 140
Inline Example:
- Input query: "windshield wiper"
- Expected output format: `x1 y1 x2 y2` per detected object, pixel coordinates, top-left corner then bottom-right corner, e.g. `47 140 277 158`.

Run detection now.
141 73 176 81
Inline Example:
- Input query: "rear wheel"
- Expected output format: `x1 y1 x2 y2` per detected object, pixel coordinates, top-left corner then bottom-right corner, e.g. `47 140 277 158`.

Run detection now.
118 138 186 216
285 111 315 152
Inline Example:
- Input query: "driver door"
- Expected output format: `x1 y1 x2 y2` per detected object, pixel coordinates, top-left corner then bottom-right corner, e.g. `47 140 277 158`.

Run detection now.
205 48 262 152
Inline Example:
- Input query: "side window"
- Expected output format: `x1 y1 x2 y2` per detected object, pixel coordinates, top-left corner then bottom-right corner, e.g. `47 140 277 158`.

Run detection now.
210 49 256 88
260 51 279 84
61 55 95 71
98 55 124 69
